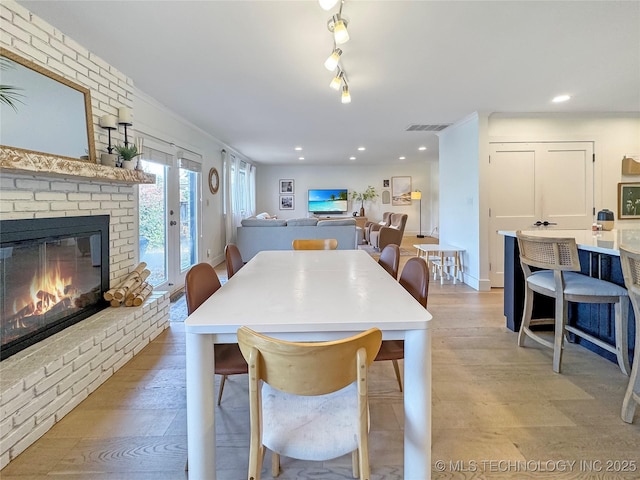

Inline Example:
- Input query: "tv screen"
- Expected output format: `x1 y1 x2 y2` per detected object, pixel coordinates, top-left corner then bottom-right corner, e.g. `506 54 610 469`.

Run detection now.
308 189 349 214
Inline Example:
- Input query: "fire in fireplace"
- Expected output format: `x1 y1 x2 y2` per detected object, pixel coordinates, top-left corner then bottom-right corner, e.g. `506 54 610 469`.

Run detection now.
1 215 110 360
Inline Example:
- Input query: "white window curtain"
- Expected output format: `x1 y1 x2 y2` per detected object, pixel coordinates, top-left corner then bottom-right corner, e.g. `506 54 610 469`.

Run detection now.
223 150 256 245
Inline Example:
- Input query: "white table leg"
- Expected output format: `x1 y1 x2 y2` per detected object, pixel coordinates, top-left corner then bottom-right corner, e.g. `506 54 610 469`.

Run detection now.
186 333 216 479
404 328 431 480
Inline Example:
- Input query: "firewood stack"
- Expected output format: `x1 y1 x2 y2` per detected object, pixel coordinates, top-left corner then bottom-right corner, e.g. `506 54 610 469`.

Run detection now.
103 262 153 307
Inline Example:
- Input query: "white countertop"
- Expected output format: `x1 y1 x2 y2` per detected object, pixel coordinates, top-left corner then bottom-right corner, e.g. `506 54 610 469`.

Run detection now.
498 229 640 256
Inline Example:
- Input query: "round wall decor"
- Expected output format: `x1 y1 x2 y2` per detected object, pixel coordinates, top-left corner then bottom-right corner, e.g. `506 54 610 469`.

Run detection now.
208 167 219 194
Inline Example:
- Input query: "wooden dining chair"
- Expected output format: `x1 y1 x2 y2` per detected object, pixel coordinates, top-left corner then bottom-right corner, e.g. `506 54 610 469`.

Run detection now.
378 244 400 279
292 238 338 250
375 256 429 391
610 246 639 423
237 326 382 480
184 263 248 405
225 243 244 279
516 231 629 374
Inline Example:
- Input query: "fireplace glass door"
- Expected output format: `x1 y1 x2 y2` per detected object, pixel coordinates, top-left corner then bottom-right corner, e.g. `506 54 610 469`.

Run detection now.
1 215 109 360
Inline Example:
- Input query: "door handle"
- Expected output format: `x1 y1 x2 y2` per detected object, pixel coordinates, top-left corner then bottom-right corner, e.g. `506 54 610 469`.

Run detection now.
169 220 177 226
533 220 557 227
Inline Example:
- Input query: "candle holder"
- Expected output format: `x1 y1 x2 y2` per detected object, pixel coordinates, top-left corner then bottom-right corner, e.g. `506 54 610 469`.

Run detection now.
118 107 133 147
99 114 117 154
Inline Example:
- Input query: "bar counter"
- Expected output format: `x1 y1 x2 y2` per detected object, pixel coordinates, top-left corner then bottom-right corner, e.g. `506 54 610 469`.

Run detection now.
500 228 638 365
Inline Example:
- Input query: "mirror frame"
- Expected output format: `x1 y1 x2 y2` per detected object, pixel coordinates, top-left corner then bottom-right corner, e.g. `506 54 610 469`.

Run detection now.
0 47 97 163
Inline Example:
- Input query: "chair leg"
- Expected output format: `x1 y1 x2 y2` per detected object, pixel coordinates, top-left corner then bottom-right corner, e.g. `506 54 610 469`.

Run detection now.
352 450 359 478
518 286 534 347
622 328 640 423
271 451 280 477
552 297 568 374
614 297 631 375
392 359 403 392
217 374 227 406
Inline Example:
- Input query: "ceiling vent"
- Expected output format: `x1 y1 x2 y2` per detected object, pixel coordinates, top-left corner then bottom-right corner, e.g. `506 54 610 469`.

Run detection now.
405 124 451 132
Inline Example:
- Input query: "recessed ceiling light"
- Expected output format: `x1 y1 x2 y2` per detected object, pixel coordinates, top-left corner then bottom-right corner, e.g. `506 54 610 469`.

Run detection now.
349 156 356 160
357 146 365 151
418 146 427 151
399 156 406 160
298 157 305 160
552 94 571 103
294 146 303 151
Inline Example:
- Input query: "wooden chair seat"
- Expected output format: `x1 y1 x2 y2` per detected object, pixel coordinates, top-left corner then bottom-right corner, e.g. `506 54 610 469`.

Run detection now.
292 238 338 250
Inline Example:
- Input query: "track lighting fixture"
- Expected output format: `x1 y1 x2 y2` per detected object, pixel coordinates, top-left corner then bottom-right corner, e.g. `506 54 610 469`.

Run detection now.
330 70 343 90
324 47 342 71
341 84 351 104
318 0 339 10
320 0 352 104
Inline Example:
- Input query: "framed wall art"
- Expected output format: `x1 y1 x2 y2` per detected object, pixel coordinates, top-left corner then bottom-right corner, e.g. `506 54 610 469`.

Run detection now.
279 194 294 210
279 179 294 194
618 182 640 219
391 176 412 206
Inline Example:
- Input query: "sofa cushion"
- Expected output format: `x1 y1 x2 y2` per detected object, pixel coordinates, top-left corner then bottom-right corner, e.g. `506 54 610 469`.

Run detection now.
286 218 318 226
317 219 356 227
241 218 288 227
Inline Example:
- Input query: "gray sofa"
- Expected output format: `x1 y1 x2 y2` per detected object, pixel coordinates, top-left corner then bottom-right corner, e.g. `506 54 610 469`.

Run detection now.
236 217 357 260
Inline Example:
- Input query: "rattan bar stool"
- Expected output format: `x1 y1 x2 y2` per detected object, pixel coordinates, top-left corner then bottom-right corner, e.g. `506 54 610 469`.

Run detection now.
516 231 629 374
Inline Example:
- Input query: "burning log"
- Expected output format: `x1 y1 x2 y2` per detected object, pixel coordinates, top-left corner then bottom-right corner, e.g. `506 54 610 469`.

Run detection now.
103 262 147 301
74 287 102 308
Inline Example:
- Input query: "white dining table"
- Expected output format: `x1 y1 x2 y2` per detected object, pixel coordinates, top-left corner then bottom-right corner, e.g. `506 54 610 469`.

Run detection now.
185 249 432 479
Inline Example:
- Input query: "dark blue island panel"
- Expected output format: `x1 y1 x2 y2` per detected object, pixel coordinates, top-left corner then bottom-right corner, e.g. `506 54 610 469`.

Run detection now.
503 235 635 366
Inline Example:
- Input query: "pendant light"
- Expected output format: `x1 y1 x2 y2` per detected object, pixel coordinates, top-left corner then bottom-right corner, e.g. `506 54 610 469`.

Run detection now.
329 70 343 90
341 84 351 104
318 0 339 10
324 48 342 71
330 14 349 45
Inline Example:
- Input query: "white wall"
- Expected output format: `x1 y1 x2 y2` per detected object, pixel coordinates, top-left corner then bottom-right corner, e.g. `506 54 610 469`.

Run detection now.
438 112 488 290
256 162 437 237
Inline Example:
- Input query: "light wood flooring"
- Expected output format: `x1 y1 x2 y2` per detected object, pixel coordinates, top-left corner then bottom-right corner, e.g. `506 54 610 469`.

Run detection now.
2 238 639 479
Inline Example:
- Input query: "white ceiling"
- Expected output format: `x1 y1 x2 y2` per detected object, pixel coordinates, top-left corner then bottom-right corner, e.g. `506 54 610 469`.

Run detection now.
18 1 640 166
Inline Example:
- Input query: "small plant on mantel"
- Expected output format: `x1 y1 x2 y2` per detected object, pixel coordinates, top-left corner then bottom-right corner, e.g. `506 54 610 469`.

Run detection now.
351 185 378 216
114 144 141 169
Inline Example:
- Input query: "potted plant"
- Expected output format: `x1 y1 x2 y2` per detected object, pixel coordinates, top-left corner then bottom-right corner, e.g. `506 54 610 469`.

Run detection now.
350 185 378 216
114 144 140 169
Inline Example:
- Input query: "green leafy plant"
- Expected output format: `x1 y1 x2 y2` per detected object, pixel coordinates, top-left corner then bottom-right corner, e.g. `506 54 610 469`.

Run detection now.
0 57 24 112
114 144 140 161
350 185 378 209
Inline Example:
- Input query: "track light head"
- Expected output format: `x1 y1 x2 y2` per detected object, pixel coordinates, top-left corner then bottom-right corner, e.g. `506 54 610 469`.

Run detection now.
324 48 343 71
341 84 351 104
328 14 349 45
329 70 343 90
318 0 339 10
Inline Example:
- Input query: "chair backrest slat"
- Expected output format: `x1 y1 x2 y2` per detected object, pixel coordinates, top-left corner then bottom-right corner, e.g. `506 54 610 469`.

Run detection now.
185 262 222 315
292 238 338 250
516 230 581 272
237 327 382 396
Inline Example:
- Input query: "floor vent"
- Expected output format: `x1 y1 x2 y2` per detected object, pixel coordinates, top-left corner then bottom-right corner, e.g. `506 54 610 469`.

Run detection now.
405 124 450 132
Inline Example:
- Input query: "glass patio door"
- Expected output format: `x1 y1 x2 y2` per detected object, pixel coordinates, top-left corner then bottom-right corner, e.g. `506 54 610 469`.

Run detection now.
138 145 201 294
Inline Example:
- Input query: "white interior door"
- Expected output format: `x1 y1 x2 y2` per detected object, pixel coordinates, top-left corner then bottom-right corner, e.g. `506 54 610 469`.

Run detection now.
488 142 594 286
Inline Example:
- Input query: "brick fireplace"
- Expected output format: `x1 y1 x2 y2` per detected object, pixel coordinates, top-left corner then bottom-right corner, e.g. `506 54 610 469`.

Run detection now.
0 167 169 469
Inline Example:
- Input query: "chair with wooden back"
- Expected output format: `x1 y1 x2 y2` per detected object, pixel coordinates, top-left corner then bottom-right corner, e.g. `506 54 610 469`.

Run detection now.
611 246 640 423
516 231 629 374
292 238 338 250
378 244 400 279
237 326 382 480
225 243 245 279
375 256 429 391
184 263 248 405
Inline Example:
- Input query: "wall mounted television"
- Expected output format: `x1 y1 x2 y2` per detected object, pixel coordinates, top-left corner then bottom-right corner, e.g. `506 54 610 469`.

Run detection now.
308 189 349 214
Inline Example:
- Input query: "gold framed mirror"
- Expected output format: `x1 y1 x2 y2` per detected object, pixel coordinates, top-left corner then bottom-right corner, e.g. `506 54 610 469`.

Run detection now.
0 47 96 162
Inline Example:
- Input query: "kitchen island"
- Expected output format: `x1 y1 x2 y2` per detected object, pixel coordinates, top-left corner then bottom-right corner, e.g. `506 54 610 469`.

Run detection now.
500 229 639 365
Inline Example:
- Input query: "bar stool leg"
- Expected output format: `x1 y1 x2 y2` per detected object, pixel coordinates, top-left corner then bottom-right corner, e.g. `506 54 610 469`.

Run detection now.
614 297 631 376
552 297 568 374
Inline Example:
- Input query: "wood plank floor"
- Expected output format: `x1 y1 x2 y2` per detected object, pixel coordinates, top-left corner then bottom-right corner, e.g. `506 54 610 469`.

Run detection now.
2 238 639 479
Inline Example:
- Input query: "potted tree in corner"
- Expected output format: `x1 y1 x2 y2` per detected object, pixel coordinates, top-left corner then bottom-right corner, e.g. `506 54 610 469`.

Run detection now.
351 185 378 217
114 144 140 170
